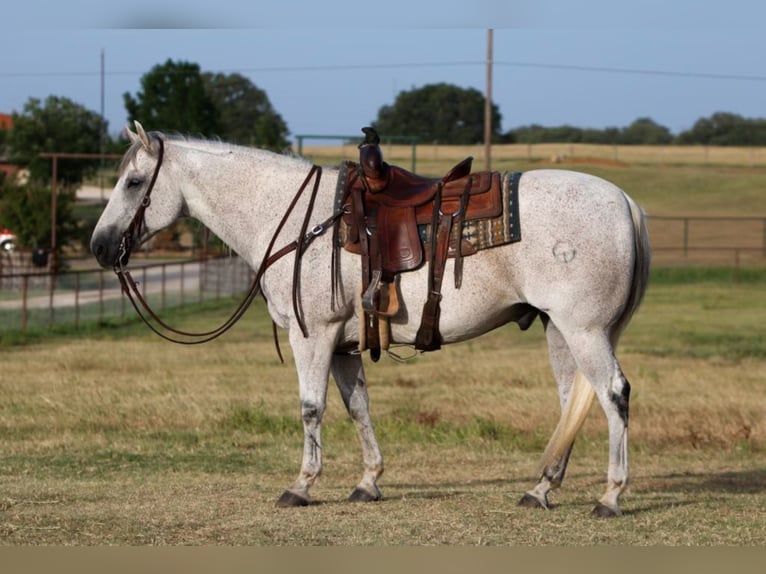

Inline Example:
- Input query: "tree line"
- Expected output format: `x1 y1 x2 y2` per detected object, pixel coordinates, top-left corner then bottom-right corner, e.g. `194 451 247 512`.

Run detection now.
505 113 766 146
374 83 766 146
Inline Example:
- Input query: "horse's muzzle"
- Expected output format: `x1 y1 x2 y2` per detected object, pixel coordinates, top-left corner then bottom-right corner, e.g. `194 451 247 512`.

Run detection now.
91 227 127 269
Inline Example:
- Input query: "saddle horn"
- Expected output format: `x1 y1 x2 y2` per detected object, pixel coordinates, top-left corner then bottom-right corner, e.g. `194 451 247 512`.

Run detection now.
358 126 387 184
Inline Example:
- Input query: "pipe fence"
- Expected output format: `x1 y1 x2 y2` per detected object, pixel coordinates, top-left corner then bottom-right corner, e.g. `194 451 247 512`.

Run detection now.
0 255 254 334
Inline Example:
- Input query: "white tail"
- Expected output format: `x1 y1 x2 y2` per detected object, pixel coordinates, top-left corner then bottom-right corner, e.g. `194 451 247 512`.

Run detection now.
536 371 595 474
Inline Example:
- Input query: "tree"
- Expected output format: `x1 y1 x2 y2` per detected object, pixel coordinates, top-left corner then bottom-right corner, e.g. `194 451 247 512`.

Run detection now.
124 59 218 136
0 180 78 251
202 72 290 151
7 96 104 186
619 118 673 145
676 112 766 146
373 83 502 144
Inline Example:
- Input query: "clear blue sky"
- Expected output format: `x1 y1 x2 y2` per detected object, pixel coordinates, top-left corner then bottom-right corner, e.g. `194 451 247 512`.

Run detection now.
2 1 765 142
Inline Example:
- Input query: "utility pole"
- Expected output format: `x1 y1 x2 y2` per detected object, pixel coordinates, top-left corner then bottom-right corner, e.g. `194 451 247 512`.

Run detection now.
100 49 106 201
484 29 494 171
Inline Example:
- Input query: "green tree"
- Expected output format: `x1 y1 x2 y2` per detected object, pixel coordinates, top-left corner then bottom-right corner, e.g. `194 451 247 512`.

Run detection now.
0 180 78 251
619 118 673 145
676 112 766 146
124 59 219 135
7 96 104 186
373 83 502 144
202 72 290 151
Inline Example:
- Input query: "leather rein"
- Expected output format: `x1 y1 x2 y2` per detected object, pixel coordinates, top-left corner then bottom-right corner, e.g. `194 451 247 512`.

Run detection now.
114 135 343 349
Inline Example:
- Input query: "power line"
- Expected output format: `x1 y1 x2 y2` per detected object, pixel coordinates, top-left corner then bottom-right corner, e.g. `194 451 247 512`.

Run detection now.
494 61 766 83
2 60 766 83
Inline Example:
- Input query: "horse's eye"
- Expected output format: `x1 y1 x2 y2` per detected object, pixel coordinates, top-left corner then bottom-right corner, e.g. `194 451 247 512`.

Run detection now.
126 177 143 189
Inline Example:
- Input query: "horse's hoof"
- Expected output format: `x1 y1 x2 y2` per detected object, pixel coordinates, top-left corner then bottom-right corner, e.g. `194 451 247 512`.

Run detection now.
275 490 311 508
348 487 382 503
517 492 549 509
591 502 621 518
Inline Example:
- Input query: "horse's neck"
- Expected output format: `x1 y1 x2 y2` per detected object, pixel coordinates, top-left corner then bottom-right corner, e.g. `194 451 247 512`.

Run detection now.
176 144 337 267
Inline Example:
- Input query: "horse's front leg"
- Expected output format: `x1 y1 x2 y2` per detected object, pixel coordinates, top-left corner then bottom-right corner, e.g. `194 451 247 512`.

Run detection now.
331 352 384 502
276 326 337 508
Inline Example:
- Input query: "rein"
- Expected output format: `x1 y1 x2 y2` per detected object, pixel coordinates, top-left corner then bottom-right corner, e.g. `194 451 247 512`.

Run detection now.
114 136 342 347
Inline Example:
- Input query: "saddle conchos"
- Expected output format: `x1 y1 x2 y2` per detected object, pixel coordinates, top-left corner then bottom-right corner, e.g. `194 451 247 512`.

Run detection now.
336 127 522 360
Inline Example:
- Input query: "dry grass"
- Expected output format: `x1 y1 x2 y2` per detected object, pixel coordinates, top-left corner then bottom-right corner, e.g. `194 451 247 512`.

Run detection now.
1 276 764 545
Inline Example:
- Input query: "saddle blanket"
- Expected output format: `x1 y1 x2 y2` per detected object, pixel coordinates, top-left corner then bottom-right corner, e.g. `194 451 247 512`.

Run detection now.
334 163 523 256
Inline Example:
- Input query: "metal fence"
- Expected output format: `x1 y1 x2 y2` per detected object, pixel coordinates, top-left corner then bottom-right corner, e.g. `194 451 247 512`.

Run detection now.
646 215 766 272
0 255 254 334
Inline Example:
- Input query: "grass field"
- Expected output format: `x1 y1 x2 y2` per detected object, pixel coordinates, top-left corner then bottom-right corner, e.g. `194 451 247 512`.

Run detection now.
0 267 764 545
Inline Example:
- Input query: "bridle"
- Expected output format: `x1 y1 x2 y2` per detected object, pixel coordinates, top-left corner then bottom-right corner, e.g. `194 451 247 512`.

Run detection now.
113 134 344 349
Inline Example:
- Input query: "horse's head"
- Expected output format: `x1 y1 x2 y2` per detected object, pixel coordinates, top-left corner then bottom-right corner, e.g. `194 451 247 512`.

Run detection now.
91 121 185 269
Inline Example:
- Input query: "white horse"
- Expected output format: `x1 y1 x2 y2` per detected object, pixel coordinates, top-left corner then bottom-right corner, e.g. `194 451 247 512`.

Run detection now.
91 122 650 517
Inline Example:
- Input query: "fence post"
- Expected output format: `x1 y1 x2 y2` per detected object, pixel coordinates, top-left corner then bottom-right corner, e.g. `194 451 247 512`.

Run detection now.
74 272 80 329
161 263 167 311
48 273 55 329
683 218 689 257
762 218 766 257
21 274 29 331
98 269 104 322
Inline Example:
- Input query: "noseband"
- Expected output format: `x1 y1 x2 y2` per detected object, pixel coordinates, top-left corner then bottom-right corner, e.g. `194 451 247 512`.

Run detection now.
113 135 343 348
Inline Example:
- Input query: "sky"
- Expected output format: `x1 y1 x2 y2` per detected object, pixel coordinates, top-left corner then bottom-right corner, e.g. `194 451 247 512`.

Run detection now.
2 1 766 143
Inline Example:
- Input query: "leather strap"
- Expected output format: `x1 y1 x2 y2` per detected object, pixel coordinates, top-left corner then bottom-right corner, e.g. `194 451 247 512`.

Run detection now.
452 175 473 289
415 184 453 351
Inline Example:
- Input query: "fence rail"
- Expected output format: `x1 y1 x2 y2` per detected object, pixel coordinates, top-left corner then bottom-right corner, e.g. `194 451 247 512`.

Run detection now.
0 255 254 334
646 215 766 273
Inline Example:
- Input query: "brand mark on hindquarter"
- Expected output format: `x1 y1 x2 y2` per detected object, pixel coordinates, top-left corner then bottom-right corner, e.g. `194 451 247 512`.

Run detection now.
552 240 576 264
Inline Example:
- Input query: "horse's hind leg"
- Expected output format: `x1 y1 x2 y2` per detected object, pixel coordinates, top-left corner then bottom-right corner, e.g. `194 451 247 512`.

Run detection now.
331 352 384 502
563 328 631 517
519 319 579 510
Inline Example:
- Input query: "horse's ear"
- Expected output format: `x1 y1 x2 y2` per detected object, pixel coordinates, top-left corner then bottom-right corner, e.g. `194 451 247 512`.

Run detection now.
125 125 140 145
134 121 152 152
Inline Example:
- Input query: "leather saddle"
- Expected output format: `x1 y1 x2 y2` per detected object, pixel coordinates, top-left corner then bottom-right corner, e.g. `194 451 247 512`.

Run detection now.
340 127 503 357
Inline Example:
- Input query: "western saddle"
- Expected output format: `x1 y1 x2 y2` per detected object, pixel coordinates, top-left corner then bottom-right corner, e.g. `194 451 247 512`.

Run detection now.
340 127 503 360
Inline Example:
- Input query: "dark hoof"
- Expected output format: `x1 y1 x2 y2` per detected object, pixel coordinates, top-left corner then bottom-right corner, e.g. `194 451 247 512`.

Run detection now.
275 490 311 508
348 487 382 503
591 502 621 518
517 493 548 509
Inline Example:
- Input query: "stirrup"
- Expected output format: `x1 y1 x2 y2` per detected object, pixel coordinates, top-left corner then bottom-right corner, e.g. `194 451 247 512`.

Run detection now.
377 282 399 317
362 270 400 317
362 269 382 313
